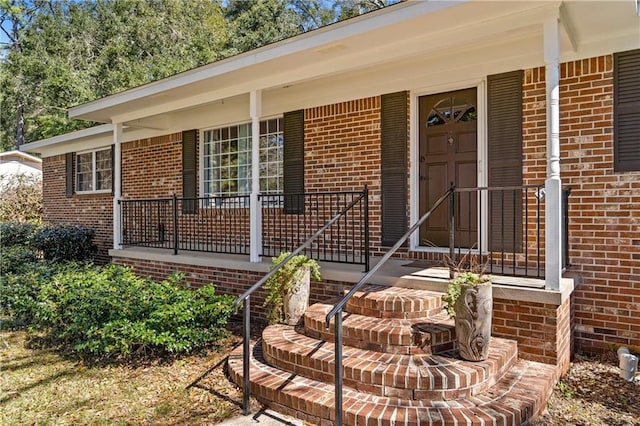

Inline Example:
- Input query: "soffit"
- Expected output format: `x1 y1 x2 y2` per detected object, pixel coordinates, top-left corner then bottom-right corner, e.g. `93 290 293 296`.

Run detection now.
69 1 566 124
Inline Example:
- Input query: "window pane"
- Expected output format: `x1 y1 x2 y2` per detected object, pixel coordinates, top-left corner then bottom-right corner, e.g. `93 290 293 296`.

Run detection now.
202 120 283 198
76 152 93 191
95 149 112 190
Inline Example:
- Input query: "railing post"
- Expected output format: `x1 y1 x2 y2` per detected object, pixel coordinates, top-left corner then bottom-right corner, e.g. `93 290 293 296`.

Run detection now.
173 194 178 255
562 188 571 269
334 311 343 426
449 183 455 279
243 296 251 415
363 185 370 272
117 199 122 247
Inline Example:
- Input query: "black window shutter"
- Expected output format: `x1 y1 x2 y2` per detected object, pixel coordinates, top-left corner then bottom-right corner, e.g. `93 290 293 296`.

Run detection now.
65 152 74 197
283 110 305 214
487 71 523 253
614 49 640 172
381 91 408 247
182 129 198 214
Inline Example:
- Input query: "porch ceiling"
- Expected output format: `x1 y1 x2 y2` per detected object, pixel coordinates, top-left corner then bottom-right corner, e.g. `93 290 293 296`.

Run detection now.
67 1 639 128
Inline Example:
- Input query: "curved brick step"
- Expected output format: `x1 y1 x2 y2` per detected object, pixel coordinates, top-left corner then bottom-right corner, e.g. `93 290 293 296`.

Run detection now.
345 284 445 319
261 325 517 400
304 303 456 355
228 341 556 426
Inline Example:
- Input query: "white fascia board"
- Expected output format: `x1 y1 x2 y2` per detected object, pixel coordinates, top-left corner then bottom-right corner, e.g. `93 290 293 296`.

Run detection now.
19 124 168 158
20 124 114 154
68 1 466 121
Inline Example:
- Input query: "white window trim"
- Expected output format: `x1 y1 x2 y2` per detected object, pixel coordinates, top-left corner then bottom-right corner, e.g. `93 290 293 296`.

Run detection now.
198 116 284 200
75 147 112 194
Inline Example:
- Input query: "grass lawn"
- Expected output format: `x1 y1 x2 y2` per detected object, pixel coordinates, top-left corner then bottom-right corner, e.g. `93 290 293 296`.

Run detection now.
3 326 639 425
0 328 257 425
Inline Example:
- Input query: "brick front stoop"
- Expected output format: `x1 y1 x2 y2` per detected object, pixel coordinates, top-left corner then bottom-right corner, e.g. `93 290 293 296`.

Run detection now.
228 285 556 425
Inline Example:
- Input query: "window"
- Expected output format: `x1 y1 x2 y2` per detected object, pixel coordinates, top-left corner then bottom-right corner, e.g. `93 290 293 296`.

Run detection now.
202 118 283 197
614 49 640 172
75 147 112 192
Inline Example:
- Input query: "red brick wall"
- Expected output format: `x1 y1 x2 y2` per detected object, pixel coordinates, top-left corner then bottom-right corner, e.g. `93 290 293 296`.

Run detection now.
304 97 385 253
122 132 183 198
523 55 640 353
493 297 572 372
42 154 113 263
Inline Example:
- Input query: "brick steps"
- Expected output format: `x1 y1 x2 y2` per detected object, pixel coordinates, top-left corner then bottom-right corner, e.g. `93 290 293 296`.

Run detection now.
227 284 557 425
304 303 456 355
262 325 517 400
345 285 445 319
228 340 556 425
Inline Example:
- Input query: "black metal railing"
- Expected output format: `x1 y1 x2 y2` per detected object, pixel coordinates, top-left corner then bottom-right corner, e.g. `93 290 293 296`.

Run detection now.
233 191 369 416
448 185 571 278
325 185 455 426
260 189 369 268
449 185 543 278
120 195 250 255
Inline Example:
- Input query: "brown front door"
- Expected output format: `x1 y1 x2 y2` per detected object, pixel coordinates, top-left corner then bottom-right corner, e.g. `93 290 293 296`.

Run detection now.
419 88 477 247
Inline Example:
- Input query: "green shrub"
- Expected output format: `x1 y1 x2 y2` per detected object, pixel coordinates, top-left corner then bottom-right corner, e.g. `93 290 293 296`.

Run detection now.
32 265 234 358
0 261 61 328
31 225 96 262
0 245 39 275
0 222 39 248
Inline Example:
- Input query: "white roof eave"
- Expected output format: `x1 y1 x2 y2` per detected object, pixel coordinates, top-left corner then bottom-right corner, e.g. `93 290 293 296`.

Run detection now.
20 124 114 154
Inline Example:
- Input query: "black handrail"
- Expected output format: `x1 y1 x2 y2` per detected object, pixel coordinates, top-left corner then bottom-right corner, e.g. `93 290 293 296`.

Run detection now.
324 184 455 426
233 188 368 415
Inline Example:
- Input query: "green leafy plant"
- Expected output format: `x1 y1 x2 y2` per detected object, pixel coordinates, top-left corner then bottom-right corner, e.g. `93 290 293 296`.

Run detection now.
442 250 491 318
442 271 492 317
0 222 39 248
263 252 321 325
0 245 39 275
30 225 96 262
1 262 234 359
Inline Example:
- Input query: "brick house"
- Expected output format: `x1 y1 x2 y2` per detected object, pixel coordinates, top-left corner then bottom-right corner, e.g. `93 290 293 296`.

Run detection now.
21 2 640 424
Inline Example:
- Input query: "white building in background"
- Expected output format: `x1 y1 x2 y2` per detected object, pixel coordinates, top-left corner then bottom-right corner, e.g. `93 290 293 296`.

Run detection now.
0 151 42 179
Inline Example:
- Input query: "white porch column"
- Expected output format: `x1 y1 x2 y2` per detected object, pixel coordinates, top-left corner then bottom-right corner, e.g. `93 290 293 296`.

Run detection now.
249 90 262 262
544 18 562 290
112 123 123 250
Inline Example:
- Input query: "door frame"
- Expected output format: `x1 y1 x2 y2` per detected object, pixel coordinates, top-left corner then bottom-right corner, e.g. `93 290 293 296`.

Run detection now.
409 78 488 252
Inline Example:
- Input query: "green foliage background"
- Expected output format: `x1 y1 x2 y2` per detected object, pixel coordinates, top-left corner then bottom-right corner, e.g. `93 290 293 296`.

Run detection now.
0 0 396 151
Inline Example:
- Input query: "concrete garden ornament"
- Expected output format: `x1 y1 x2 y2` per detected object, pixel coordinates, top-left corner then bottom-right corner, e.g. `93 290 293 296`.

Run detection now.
443 271 493 362
264 252 321 325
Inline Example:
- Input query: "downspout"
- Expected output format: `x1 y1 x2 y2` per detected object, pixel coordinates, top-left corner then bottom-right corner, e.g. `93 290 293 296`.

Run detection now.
249 91 263 262
113 123 123 250
544 17 562 290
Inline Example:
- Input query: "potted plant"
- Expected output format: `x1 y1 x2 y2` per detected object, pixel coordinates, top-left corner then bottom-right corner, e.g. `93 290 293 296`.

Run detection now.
263 252 321 325
443 270 493 361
